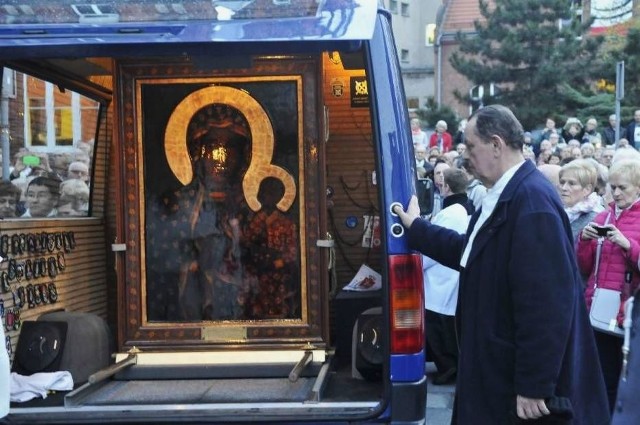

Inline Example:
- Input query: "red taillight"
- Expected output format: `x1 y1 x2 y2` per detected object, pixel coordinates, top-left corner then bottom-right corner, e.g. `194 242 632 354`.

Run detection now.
389 254 424 354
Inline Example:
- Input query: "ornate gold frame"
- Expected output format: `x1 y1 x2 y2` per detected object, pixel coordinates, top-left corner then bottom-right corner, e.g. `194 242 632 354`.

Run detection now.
115 57 327 351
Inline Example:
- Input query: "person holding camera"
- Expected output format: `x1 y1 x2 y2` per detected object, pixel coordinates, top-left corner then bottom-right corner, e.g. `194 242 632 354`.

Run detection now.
576 158 640 414
9 151 51 181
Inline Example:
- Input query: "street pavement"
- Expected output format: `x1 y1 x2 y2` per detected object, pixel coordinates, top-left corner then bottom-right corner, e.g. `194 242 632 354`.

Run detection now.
425 362 455 424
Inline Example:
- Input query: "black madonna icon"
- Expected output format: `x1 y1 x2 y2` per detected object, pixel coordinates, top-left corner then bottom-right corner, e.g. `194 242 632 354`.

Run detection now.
145 85 301 322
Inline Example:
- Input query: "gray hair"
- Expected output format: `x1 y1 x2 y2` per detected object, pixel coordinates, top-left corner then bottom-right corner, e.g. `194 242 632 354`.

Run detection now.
468 105 524 150
436 120 448 130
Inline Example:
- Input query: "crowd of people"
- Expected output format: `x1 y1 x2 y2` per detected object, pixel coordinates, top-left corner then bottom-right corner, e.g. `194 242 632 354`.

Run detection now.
0 145 92 219
407 109 640 423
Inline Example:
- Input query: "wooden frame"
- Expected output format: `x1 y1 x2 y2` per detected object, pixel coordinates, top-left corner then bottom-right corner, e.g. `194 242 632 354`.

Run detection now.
115 57 327 351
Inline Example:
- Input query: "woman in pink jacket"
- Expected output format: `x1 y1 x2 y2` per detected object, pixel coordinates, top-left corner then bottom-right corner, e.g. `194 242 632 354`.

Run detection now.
577 158 640 415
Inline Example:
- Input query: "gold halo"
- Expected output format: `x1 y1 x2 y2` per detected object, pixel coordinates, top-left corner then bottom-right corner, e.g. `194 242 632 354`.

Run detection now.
164 85 296 212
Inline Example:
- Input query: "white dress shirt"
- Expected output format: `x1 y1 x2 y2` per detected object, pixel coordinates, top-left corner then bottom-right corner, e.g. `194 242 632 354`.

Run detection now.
460 161 525 267
423 202 470 315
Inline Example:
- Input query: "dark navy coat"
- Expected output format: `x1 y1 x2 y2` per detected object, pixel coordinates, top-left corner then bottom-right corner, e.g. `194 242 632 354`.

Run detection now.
625 121 640 146
408 160 609 424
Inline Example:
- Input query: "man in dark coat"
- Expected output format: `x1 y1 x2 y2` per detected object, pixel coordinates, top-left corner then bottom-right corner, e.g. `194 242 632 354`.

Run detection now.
625 109 640 149
395 105 609 424
601 114 617 146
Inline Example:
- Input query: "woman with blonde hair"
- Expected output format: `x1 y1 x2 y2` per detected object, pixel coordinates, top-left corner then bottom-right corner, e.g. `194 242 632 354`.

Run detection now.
576 158 640 414
559 159 604 241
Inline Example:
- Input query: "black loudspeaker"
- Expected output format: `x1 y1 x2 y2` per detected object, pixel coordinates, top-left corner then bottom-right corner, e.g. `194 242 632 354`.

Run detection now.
37 311 113 384
352 307 384 381
333 290 381 368
12 321 67 375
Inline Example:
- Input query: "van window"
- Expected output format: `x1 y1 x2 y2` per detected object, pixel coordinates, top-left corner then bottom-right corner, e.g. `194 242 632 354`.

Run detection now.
0 68 100 218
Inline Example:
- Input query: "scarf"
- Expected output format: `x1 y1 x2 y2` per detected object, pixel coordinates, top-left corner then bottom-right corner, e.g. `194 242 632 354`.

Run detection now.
565 192 604 222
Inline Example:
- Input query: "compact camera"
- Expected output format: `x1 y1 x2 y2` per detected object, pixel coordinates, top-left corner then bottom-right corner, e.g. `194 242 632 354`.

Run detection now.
593 225 610 237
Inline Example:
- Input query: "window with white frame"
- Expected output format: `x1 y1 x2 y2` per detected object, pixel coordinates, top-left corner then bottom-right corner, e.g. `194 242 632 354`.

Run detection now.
24 74 99 150
0 68 103 219
469 83 499 115
71 4 119 23
389 0 398 14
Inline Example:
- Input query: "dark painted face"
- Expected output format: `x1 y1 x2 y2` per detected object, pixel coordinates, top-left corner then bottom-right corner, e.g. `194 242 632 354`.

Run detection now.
187 104 250 190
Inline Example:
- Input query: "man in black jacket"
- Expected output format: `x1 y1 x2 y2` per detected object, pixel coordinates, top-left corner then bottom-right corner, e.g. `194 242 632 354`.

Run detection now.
602 114 617 146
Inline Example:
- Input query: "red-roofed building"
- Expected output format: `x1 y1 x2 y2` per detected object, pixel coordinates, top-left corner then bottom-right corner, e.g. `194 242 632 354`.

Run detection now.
434 0 491 119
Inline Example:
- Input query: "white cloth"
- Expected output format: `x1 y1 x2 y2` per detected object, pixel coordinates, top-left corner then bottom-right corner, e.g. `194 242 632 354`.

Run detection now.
423 203 470 315
10 371 74 402
466 179 487 210
565 192 605 222
461 161 525 267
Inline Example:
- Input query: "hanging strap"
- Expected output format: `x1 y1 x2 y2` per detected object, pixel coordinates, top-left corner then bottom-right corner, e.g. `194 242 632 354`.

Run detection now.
622 296 635 381
592 212 612 289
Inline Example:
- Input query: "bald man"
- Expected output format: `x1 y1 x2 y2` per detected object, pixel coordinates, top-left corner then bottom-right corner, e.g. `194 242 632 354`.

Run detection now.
537 163 561 193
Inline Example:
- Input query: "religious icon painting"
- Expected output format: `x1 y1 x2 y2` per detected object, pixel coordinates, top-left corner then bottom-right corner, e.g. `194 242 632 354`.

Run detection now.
116 57 328 350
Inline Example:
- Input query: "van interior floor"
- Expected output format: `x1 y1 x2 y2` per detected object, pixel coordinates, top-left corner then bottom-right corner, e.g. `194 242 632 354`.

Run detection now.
70 366 380 406
75 378 318 405
10 364 382 409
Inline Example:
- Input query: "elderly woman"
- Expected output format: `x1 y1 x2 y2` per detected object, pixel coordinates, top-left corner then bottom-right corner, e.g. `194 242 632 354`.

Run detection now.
410 118 427 149
559 159 604 241
58 178 90 216
576 158 640 414
429 120 453 153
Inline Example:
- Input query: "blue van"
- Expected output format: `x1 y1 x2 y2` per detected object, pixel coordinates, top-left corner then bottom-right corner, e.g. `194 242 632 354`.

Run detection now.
0 1 427 423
